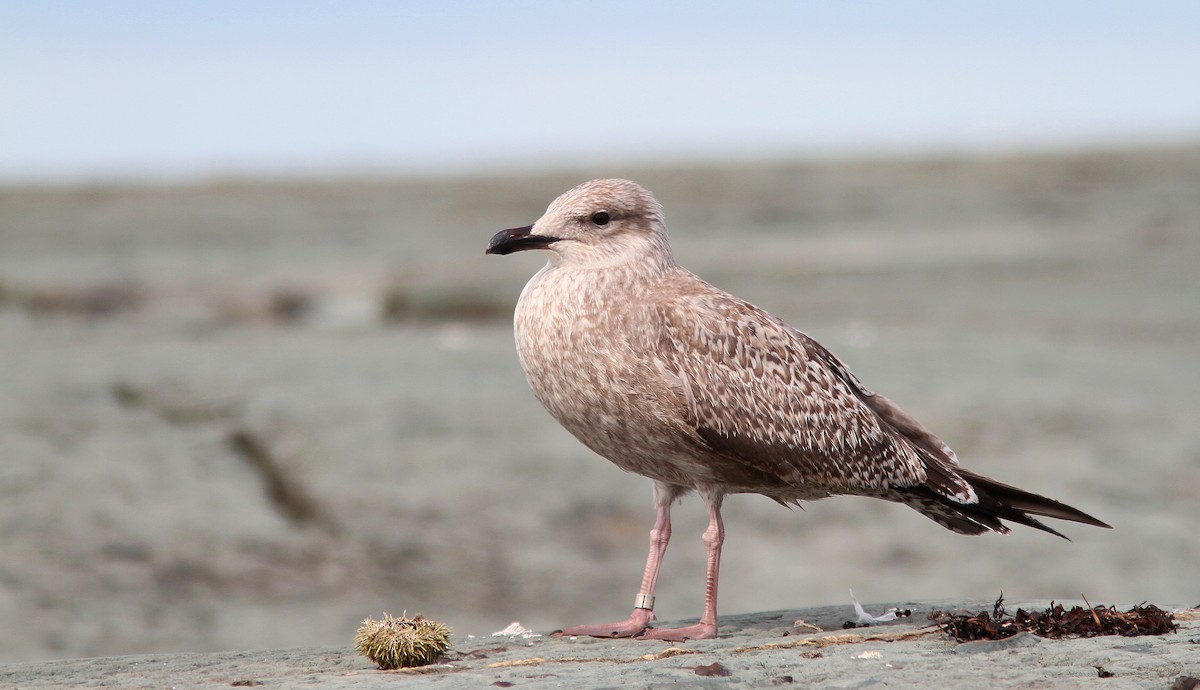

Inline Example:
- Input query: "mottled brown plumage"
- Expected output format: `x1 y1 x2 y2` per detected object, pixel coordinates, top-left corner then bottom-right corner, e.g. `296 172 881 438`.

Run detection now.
486 178 1109 641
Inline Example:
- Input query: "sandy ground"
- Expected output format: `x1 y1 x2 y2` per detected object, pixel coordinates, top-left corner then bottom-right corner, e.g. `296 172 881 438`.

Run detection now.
1 601 1197 689
0 146 1198 664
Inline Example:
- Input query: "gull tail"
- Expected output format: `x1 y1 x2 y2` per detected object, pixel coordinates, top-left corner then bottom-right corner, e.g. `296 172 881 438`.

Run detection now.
898 469 1112 540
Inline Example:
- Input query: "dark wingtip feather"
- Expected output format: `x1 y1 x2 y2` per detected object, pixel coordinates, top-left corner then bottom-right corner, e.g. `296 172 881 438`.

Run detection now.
958 470 1113 530
900 469 1110 540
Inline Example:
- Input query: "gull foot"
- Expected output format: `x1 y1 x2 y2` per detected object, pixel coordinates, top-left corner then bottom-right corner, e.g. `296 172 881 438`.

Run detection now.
637 622 717 641
551 609 654 639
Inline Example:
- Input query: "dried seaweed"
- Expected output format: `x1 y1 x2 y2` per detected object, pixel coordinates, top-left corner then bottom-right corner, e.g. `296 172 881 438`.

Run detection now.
929 594 1178 642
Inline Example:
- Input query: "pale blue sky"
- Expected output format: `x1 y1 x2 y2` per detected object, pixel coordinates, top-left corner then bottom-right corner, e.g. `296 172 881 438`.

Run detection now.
3 1 1199 181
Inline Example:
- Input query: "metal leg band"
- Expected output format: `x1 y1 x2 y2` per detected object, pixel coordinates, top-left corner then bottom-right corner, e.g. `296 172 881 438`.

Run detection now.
634 593 655 610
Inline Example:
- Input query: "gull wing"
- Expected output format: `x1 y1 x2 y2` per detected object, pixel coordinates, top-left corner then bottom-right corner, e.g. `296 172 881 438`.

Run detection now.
653 283 974 500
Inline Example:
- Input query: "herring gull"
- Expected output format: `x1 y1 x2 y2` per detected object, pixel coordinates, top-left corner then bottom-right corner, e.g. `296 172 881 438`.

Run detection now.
486 178 1110 641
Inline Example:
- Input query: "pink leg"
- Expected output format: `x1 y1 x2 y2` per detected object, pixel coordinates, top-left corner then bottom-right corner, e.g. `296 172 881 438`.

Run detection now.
639 492 724 641
552 485 677 638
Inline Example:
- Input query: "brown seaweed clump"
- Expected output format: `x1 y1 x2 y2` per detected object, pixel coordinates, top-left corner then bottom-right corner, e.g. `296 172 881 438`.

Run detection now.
354 613 451 669
930 594 1178 642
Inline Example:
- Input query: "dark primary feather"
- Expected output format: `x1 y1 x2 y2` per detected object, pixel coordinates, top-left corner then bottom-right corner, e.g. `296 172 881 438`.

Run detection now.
896 470 1112 539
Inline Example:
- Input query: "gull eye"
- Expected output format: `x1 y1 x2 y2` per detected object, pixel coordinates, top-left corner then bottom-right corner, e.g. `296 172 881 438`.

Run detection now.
591 211 611 227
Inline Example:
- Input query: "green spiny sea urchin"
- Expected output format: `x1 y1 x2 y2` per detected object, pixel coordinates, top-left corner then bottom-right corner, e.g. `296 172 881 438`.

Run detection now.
354 613 451 670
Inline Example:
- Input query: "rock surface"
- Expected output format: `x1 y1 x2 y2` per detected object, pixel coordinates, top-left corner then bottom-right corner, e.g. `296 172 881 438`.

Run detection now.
2 601 1196 689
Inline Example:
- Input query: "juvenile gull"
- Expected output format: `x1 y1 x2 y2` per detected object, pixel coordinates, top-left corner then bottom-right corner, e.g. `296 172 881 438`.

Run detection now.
486 179 1110 641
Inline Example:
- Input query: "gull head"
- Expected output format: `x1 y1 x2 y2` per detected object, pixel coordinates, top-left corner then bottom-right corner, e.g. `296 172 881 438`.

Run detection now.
486 179 674 270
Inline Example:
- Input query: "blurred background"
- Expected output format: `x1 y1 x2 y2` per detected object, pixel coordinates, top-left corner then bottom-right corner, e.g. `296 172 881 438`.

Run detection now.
1 1 1198 662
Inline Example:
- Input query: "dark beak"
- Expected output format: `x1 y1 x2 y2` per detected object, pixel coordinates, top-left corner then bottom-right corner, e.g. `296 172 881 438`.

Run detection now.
485 225 561 255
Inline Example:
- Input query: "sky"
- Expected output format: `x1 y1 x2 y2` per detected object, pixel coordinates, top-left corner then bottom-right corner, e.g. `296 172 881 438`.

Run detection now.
2 1 1199 182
